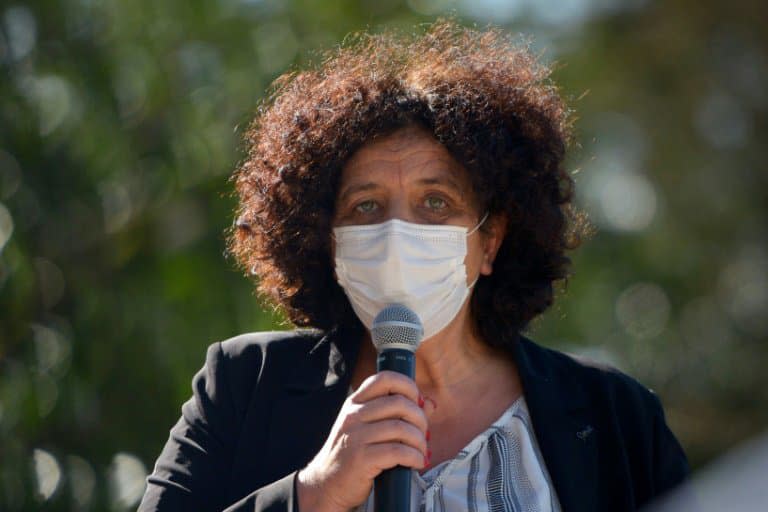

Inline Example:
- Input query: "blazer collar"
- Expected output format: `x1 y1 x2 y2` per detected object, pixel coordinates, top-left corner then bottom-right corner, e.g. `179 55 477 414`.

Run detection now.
281 323 364 393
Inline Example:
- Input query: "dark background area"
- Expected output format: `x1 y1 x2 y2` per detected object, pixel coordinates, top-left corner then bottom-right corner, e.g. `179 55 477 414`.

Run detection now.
1 0 766 509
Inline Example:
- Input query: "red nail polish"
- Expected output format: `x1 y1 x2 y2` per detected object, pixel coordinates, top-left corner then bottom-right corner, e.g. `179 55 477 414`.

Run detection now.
418 395 425 408
426 430 431 441
427 449 432 459
424 455 430 468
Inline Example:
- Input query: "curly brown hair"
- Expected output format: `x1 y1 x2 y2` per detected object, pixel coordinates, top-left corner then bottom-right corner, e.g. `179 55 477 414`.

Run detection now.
228 20 589 352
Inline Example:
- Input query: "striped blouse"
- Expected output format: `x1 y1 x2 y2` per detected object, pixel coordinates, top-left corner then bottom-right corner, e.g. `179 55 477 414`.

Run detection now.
353 394 562 512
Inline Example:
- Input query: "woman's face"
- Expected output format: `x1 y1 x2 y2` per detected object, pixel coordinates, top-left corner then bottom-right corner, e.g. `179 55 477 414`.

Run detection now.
332 124 505 283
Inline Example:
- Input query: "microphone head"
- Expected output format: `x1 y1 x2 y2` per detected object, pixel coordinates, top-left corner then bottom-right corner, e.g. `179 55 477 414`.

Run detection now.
371 304 423 353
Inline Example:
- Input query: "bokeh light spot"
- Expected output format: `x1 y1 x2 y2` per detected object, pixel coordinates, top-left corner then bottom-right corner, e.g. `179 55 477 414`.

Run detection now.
579 112 657 232
694 90 752 150
35 373 59 418
108 452 147 510
0 149 22 200
100 180 134 234
718 247 768 337
18 74 79 135
32 448 61 501
3 6 36 61
34 257 66 309
67 455 96 510
616 282 670 339
595 169 657 232
113 46 151 122
32 323 72 378
0 201 13 251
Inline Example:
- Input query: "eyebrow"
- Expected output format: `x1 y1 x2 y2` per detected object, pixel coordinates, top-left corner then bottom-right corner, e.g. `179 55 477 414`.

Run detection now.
337 182 380 204
415 176 463 194
337 174 465 205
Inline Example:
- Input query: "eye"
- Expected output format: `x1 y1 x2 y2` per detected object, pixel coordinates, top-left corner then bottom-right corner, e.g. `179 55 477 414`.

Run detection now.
354 200 378 214
424 195 448 210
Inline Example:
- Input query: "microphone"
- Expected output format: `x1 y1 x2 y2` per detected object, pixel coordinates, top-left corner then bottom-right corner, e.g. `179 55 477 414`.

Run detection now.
371 304 423 512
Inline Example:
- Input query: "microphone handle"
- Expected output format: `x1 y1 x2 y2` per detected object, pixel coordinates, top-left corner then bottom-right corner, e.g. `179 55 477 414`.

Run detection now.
374 348 416 512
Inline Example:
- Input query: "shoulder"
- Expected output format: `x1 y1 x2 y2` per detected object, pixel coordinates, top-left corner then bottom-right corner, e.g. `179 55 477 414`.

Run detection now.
217 328 325 366
214 327 326 379
201 329 326 415
517 336 665 421
528 339 691 493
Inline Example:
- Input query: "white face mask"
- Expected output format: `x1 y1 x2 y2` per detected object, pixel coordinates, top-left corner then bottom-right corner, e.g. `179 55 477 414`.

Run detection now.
333 213 488 341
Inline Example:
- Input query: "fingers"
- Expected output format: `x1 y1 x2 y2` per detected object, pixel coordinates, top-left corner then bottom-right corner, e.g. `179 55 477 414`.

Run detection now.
354 394 428 434
365 442 427 472
351 418 428 456
343 371 433 474
351 371 420 406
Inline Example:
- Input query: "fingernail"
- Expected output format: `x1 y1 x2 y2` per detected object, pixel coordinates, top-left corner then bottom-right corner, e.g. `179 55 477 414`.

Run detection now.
418 395 425 408
424 455 430 468
427 449 432 460
426 430 431 442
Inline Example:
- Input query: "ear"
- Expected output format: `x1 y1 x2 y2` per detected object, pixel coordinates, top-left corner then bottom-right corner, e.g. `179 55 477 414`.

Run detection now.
480 213 507 276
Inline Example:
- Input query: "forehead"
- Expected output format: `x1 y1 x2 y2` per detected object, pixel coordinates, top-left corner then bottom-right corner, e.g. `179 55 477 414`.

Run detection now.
340 125 470 185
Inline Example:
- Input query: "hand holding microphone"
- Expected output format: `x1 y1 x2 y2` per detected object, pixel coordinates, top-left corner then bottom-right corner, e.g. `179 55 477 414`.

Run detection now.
372 305 423 512
296 306 428 512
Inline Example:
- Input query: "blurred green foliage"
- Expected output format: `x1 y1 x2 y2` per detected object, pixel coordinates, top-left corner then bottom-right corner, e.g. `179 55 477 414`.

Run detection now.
1 0 766 509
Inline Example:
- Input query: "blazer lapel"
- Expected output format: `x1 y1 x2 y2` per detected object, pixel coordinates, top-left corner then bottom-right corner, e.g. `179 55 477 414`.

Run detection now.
513 336 599 512
261 325 363 481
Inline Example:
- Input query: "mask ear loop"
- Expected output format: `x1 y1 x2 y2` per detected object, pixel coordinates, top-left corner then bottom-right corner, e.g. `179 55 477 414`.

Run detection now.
467 211 489 237
467 212 490 290
467 212 491 288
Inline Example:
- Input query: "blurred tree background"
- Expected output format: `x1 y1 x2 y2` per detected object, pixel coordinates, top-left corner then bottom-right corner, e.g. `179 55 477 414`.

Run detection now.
1 0 766 509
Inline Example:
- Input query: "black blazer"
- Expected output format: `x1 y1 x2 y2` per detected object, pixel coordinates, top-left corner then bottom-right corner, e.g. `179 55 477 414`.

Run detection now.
138 325 689 511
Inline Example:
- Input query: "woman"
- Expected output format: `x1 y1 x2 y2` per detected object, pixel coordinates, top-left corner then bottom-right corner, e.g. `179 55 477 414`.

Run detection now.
139 21 689 512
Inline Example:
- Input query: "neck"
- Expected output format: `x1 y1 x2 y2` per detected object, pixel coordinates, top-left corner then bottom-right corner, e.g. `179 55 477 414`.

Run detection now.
416 307 518 417
354 303 520 418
